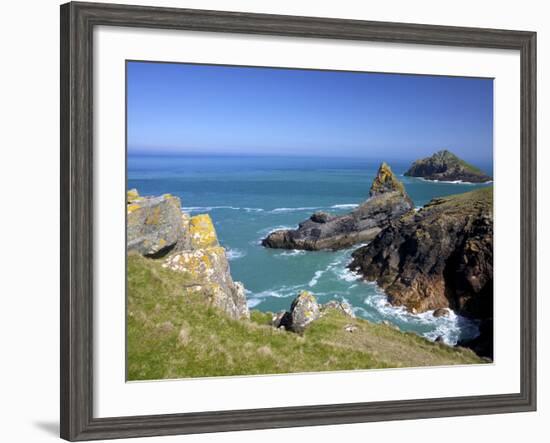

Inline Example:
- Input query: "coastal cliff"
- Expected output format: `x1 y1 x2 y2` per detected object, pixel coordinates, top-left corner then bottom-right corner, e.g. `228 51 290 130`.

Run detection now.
126 188 486 380
404 150 492 183
349 187 493 357
262 162 414 250
127 258 484 380
127 189 249 320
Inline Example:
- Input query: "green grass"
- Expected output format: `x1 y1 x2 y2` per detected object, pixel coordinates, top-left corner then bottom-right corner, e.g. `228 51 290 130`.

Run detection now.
127 254 486 381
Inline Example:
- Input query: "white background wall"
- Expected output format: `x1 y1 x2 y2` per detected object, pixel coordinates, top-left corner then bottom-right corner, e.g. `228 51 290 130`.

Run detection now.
0 1 546 442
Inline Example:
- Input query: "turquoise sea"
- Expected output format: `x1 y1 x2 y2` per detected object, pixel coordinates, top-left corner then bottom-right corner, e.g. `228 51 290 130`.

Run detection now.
128 154 493 345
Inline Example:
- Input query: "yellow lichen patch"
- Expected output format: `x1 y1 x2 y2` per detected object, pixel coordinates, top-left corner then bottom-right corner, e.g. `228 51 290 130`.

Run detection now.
127 203 142 213
127 188 140 202
298 290 316 303
190 214 219 248
370 162 406 196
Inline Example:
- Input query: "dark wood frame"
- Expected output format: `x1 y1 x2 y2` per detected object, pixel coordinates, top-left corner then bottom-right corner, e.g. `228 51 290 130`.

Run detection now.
60 1 537 441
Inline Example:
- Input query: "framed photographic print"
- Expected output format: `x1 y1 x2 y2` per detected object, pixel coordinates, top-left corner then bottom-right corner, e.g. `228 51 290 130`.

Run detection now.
60 1 537 441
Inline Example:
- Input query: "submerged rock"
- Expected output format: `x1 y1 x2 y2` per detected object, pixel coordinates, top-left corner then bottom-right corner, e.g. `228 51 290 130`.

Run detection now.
433 308 450 318
349 187 493 357
128 189 249 320
262 163 414 250
404 150 492 183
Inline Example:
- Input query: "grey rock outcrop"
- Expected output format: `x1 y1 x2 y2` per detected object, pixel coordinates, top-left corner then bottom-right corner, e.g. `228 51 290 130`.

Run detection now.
262 163 414 250
128 189 249 320
127 190 184 256
320 300 356 318
272 293 356 333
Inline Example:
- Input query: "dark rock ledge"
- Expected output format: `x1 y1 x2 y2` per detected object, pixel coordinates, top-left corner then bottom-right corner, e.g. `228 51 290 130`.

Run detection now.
262 162 414 251
349 187 494 359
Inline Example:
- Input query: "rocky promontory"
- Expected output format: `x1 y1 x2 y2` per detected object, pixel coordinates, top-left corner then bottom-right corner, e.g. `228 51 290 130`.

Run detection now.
262 162 414 250
127 189 249 320
349 187 493 357
404 150 492 183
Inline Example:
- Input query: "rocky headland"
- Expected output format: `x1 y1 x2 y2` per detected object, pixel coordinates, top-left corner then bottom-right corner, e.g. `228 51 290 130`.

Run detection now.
404 150 492 183
127 189 249 320
349 187 494 358
126 187 486 380
262 162 414 250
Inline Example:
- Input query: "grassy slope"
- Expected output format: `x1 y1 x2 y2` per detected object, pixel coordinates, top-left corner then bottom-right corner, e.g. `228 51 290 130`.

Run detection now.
127 254 484 381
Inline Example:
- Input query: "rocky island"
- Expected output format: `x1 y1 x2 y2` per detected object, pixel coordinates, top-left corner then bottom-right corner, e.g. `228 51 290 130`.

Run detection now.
262 162 414 250
404 150 492 183
349 187 494 358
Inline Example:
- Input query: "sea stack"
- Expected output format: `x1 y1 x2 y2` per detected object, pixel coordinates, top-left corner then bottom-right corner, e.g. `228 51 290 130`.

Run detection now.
404 150 492 183
349 187 494 358
262 162 414 251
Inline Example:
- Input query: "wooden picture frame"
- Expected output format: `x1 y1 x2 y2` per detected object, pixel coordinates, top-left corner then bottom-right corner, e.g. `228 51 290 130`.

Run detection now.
60 1 536 440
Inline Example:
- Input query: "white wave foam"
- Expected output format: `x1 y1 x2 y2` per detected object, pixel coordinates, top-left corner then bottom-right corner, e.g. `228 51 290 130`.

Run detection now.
270 206 320 213
250 284 306 300
336 266 361 282
278 249 306 257
247 298 262 308
308 270 325 287
362 287 479 345
225 248 246 261
416 177 490 185
182 206 264 212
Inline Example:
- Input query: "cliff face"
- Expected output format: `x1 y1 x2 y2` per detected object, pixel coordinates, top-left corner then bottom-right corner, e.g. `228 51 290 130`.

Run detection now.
404 150 492 183
127 189 249 320
349 187 493 357
262 163 414 251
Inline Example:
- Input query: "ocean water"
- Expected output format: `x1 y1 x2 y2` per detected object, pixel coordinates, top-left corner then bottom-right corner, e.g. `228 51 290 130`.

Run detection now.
128 154 493 345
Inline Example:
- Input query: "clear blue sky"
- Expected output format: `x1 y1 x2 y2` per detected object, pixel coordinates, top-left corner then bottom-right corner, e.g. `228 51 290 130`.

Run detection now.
127 61 493 163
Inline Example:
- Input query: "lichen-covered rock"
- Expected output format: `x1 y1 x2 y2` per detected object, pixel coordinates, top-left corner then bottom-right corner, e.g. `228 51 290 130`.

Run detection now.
128 189 249 320
262 163 413 250
127 188 140 203
288 291 320 333
321 300 356 318
404 150 492 183
127 190 184 256
349 187 493 357
189 214 219 249
369 162 407 197
163 217 249 320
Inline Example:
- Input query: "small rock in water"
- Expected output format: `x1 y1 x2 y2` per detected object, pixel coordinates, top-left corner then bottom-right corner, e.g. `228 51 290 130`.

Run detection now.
434 336 445 343
433 308 450 318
